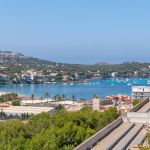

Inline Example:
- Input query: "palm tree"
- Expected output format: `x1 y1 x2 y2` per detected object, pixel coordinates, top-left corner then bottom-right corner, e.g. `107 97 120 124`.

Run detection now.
44 92 49 103
61 94 66 101
40 96 43 103
53 95 57 101
58 95 61 101
72 95 76 101
31 94 34 103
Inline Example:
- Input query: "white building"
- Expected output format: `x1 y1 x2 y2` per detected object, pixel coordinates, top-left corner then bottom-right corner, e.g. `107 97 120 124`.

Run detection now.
111 72 118 78
132 86 150 100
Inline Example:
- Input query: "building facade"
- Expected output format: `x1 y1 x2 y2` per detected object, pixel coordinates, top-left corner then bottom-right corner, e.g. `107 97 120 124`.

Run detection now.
93 97 100 111
132 86 150 100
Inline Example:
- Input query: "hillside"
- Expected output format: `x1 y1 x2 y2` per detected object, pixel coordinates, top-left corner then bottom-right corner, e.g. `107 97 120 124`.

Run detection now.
0 51 149 84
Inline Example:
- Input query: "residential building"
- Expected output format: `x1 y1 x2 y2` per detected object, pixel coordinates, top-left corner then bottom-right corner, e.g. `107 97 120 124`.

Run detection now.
62 75 69 82
111 72 118 78
132 86 150 100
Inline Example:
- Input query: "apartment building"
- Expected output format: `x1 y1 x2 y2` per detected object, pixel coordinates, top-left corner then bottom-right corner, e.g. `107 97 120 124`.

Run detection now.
132 86 150 100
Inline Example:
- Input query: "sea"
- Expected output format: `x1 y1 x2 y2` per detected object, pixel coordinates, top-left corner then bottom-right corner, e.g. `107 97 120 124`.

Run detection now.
0 78 149 100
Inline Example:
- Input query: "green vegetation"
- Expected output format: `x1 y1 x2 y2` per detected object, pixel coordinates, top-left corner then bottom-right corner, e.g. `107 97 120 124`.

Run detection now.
12 100 20 106
0 51 150 84
132 99 141 106
0 107 119 150
0 93 20 103
140 132 150 150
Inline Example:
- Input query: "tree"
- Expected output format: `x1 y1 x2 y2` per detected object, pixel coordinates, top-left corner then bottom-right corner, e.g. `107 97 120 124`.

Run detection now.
12 100 20 106
61 94 66 101
0 107 119 150
31 94 35 103
53 95 57 101
55 95 61 101
40 96 43 103
0 93 19 103
44 92 49 103
72 95 76 101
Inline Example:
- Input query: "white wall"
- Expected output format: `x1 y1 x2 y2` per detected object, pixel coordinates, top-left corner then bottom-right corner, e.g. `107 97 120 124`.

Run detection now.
124 112 150 124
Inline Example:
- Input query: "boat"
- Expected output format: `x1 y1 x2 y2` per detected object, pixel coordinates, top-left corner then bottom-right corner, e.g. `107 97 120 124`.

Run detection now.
147 80 150 85
127 83 132 86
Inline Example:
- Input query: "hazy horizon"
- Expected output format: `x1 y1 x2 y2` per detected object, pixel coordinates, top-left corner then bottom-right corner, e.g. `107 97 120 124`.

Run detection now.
0 1 150 64
1 50 150 65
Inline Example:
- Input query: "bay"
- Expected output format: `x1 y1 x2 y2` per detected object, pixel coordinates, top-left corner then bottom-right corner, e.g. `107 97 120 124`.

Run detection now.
0 78 149 100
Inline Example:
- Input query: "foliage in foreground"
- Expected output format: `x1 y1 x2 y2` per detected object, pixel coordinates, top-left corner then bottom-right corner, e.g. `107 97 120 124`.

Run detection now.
0 107 119 150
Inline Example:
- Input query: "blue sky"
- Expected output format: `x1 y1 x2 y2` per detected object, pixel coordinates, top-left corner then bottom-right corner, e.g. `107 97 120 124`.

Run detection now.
0 0 150 64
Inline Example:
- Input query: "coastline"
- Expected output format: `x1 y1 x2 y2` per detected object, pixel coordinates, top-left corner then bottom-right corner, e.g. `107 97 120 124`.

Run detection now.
0 78 148 100
0 76 148 85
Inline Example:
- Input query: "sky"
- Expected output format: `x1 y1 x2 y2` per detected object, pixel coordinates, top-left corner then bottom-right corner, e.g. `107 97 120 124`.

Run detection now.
0 0 150 64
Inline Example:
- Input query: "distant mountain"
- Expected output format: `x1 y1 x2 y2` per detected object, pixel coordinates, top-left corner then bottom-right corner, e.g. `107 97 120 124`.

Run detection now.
95 62 109 65
0 50 149 80
0 51 58 66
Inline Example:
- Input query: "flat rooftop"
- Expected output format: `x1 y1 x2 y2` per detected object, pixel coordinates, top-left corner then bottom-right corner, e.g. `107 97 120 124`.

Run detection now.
0 106 55 115
132 86 150 92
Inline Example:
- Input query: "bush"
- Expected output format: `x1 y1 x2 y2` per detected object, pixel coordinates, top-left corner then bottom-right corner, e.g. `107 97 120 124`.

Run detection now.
0 93 20 103
12 100 20 106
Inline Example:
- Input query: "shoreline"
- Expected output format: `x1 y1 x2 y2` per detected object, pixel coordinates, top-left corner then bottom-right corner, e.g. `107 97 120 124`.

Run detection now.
0 77 149 85
0 78 145 99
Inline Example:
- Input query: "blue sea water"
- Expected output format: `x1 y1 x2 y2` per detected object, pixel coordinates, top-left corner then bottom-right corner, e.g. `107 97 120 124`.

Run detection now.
0 78 149 99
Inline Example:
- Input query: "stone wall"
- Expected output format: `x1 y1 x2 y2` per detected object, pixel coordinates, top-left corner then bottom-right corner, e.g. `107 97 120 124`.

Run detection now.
124 112 150 124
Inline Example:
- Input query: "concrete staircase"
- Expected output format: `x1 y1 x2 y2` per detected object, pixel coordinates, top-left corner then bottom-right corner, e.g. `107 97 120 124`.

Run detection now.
112 123 144 150
92 123 145 150
92 123 134 150
74 99 150 150
126 128 147 150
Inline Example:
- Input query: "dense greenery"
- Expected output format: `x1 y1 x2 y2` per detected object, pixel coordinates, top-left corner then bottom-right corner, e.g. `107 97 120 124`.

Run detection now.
0 107 119 150
0 93 20 103
132 99 141 106
12 100 20 106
